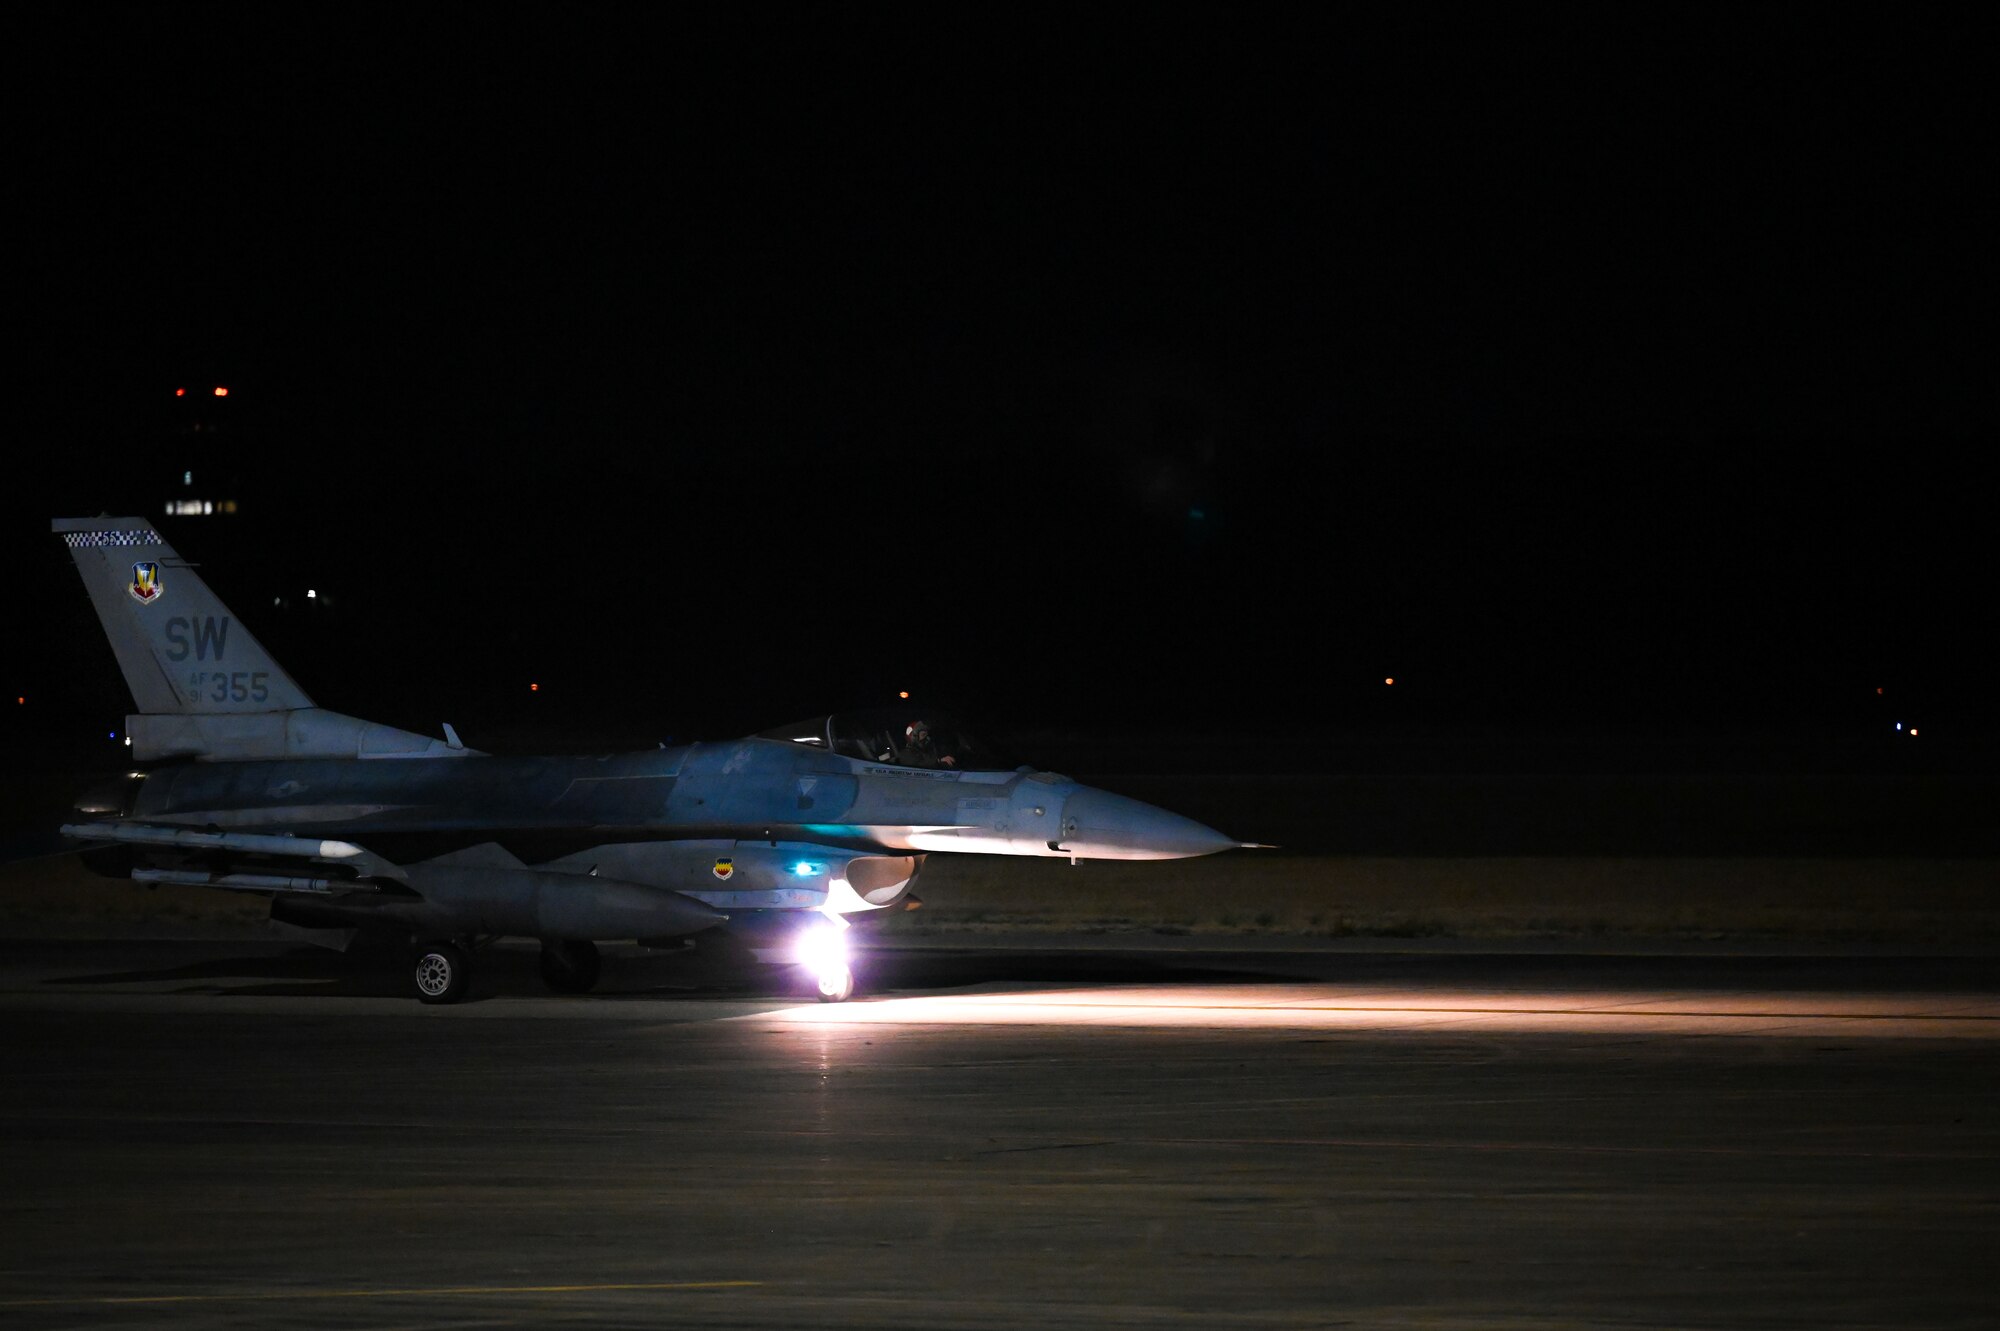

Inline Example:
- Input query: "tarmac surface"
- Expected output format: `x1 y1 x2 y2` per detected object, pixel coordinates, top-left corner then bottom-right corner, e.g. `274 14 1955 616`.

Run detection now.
1 938 1995 1329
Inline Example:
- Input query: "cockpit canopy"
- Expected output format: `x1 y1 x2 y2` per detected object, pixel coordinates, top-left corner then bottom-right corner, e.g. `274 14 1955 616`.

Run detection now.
756 705 1019 772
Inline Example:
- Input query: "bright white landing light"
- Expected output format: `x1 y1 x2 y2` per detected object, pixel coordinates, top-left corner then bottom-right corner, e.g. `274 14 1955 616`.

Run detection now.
794 920 848 973
794 919 853 1001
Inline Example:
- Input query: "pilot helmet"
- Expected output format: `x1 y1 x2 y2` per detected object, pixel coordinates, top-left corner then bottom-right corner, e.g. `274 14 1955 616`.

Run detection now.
906 720 930 744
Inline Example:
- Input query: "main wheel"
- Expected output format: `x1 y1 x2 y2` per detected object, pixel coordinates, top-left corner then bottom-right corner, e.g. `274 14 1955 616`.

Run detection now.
413 941 470 1004
539 939 602 994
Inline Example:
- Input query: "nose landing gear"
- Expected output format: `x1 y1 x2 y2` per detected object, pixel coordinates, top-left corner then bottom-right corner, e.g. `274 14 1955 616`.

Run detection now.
795 916 857 1002
814 962 856 1003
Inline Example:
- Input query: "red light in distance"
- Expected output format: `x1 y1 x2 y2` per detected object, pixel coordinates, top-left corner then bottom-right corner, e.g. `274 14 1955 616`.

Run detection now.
213 387 229 397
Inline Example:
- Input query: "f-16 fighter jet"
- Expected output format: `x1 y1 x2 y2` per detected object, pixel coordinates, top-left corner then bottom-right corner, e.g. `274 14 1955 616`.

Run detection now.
52 517 1249 1002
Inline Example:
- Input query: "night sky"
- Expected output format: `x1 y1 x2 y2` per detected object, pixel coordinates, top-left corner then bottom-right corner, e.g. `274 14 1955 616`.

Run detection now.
9 13 1990 770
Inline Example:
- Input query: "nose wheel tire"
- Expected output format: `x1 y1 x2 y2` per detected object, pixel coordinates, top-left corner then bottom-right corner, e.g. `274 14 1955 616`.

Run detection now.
413 941 469 1004
539 940 602 994
815 962 856 1003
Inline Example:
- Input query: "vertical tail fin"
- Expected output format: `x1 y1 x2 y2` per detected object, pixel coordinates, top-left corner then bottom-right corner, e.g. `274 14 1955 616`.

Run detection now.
52 516 313 716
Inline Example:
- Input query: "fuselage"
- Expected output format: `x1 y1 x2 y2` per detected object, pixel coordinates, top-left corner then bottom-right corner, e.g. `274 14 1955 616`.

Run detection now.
116 735 1237 864
54 514 1247 998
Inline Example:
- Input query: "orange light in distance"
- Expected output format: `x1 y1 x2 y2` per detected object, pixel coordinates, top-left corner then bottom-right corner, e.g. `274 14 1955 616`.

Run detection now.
174 388 185 397
899 690 909 699
1384 677 1395 686
213 386 228 397
530 682 539 692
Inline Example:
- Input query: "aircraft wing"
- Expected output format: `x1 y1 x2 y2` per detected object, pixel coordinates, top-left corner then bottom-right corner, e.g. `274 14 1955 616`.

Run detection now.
57 821 726 939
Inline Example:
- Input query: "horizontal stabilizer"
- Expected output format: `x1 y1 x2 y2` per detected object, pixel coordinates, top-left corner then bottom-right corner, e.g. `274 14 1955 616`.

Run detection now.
53 518 475 763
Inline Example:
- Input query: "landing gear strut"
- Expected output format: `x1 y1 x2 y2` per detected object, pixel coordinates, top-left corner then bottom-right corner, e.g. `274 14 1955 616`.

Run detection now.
539 939 602 994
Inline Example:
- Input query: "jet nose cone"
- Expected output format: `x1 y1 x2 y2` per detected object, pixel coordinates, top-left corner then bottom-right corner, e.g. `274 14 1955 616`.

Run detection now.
1060 787 1239 860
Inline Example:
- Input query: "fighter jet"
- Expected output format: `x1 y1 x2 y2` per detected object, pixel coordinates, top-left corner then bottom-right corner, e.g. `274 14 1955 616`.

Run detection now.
52 516 1249 1003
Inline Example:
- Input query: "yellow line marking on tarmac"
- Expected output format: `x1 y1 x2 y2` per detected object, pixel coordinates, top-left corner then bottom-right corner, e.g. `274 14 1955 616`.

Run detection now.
0 1280 761 1308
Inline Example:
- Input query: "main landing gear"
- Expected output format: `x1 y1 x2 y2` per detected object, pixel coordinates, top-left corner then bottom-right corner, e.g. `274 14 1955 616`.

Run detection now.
410 934 849 1003
413 940 470 1004
410 938 604 1003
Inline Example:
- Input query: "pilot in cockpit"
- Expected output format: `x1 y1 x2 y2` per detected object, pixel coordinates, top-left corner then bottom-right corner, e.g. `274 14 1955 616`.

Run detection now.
900 719 956 768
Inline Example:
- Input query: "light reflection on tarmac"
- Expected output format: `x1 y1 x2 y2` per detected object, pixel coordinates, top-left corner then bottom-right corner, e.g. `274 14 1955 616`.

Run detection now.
765 982 2000 1037
2 939 1996 1329
0 941 1994 1040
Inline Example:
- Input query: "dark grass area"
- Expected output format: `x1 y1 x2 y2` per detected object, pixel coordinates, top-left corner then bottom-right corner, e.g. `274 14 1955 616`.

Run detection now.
1098 770 2000 857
